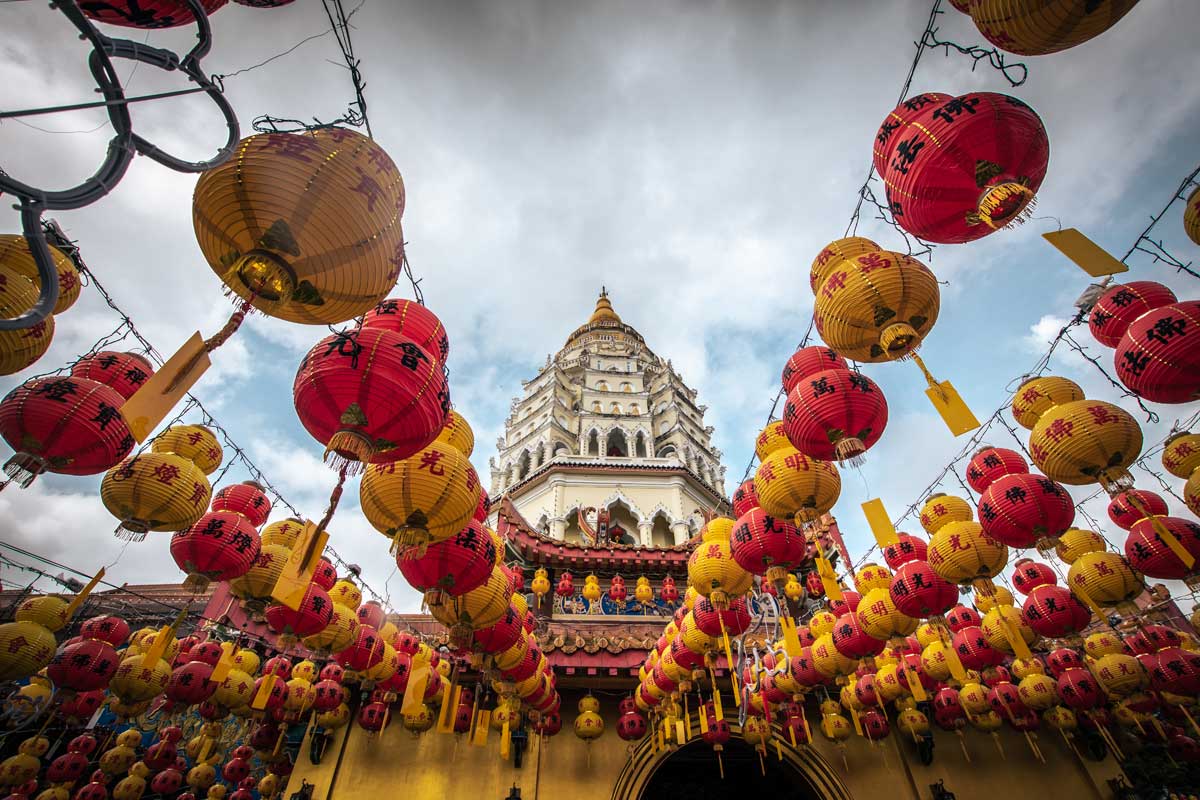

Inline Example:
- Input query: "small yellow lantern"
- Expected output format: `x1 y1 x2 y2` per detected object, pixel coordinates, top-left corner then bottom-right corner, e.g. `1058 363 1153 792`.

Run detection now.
531 568 551 599
919 493 973 534
753 446 841 524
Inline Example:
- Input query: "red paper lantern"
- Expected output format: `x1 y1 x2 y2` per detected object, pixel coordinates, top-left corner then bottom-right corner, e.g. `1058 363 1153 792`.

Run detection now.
1137 624 1182 652
945 604 981 631
872 93 952 178
880 92 1049 243
473 489 490 523
898 653 936 693
46 752 90 785
308 557 338 591
293 328 449 471
828 590 861 617
47 638 119 692
660 576 679 604
533 711 562 737
882 533 928 568
730 508 806 578
210 481 272 527
555 572 575 598
732 479 760 517
1147 647 1200 695
264 584 334 639
977 473 1074 548
804 570 825 598
358 701 389 733
1021 584 1090 638
1046 648 1083 678
356 601 386 630
966 446 1028 492
1113 300 1200 403
1010 559 1057 595
832 612 885 659
81 1 228 28
70 351 155 401
782 368 888 464
1124 516 1200 579
251 675 288 712
79 615 130 647
1107 489 1168 531
170 511 261 587
362 298 449 362
860 709 890 740
0 376 134 486
609 576 627 603
1090 281 1178 347
951 626 1003 670
781 345 849 392
472 604 523 654
336 625 384 671
692 595 752 638
398 519 496 597
889 560 956 618
164 661 217 706
1056 667 1103 710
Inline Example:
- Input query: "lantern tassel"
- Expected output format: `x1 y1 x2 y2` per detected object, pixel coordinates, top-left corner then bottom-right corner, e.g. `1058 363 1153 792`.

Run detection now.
717 749 724 780
834 437 866 467
3 455 44 488
113 523 147 543
182 573 211 594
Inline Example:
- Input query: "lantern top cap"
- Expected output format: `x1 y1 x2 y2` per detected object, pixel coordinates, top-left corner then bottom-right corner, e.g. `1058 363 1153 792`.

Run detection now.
588 287 621 325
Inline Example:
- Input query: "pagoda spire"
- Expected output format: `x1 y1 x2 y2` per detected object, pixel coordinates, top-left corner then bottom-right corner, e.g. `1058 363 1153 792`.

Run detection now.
588 287 620 325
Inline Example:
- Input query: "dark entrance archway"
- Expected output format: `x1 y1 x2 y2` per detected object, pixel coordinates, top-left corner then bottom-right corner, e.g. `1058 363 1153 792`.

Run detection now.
639 738 819 799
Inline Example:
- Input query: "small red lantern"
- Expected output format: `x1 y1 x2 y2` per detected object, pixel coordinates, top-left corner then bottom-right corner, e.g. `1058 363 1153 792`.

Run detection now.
170 510 261 589
951 626 1003 670
1046 648 1084 678
363 298 449 362
264 584 334 640
966 446 1028 493
781 345 849 392
1147 647 1200 695
533 711 562 737
732 479 759 517
210 481 272 527
0 376 134 486
609 576 627 603
1089 281 1178 347
889 560 956 618
472 604 523 655
828 590 861 616
79 615 130 647
1107 489 1168 530
47 638 119 693
945 604 981 631
336 625 384 672
70 351 155 401
882 533 927 569
879 92 1049 243
660 575 679 604
831 612 885 659
358 701 390 733
1010 559 1056 595
1114 300 1200 404
977 473 1074 548
783 367 888 464
1056 667 1103 710
165 661 217 706
81 0 228 28
729 508 806 581
398 519 496 598
860 708 890 740
616 709 647 741
1124 516 1200 579
692 595 752 638
555 572 575 598
293 328 449 472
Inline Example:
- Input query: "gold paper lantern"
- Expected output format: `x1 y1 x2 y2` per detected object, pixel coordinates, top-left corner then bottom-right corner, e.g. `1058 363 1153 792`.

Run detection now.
213 669 254 710
1084 631 1123 658
229 543 290 610
812 247 940 362
1163 432 1200 518
973 583 1014 613
1055 528 1107 564
897 708 930 738
359 440 481 551
959 682 990 715
679 613 716 655
232 648 260 675
0 235 79 315
875 663 905 701
494 637 529 672
963 0 1141 57
0 265 55 376
820 713 852 741
1011 376 1084 430
919 493 973 534
753 445 841 523
809 610 837 638
436 410 475 458
754 421 791 461
1092 652 1147 697
687 519 753 605
532 568 552 599
969 710 1003 732
853 563 893 594
0 621 57 681
302 603 358 654
13 595 69 633
329 579 363 611
261 517 307 549
109 654 170 704
1186 186 1200 246
1029 398 1142 493
428 566 513 643
980 605 1035 654
1044 706 1077 731
193 128 405 325
857 587 917 640
1067 551 1143 606
812 632 856 678
100 452 212 540
151 424 223 475
927 521 1008 584
401 705 434 734
915 622 942 649
921 640 951 682
810 236 880 294
1011 658 1044 680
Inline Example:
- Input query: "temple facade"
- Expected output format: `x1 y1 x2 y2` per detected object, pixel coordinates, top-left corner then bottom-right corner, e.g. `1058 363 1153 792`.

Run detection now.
489 289 727 548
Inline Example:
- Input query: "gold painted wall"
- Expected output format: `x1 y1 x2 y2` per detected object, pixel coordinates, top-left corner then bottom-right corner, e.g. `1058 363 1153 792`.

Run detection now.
286 700 1127 800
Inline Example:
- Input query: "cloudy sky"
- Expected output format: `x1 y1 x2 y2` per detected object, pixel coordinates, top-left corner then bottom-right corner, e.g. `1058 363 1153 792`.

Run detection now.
2 0 1199 614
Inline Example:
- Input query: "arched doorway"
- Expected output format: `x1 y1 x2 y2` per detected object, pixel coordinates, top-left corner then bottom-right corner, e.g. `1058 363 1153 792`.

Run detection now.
611 727 851 800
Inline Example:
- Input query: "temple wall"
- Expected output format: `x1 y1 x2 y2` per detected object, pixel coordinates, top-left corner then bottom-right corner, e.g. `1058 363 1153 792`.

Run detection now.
286 696 1127 800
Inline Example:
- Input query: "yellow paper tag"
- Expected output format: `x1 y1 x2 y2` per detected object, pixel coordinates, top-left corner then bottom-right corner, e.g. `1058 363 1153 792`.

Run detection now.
788 725 797 748
775 739 784 761
120 332 211 442
272 521 329 610
1043 229 1128 277
684 710 693 741
862 499 899 548
64 568 105 620
472 710 490 746
141 624 173 666
699 707 710 734
210 642 236 684
815 557 843 602
938 626 968 682
1151 518 1196 570
1071 584 1105 618
251 674 277 711
400 651 430 716
675 720 686 744
437 682 460 734
903 662 928 702
998 616 1034 662
711 675 724 721
849 706 864 737
779 615 802 658
926 380 980 437
500 720 511 759
801 713 812 744
198 737 213 764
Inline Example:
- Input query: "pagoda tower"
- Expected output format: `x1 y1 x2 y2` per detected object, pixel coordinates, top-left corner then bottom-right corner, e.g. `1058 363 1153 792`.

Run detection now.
489 288 728 549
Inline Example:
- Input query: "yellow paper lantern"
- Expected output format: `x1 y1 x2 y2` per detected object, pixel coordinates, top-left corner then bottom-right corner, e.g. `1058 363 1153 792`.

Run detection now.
679 613 716 655
980 605 1035 654
329 579 363 611
261 517 307 549
1185 186 1200 246
1011 658 1044 679
810 236 880 294
109 654 170 704
753 445 841 523
1029 398 1143 493
962 0 1140 57
317 704 352 730
0 264 57 377
0 621 56 681
857 587 917 640
927 521 1008 584
754 421 790 461
436 410 475 458
1067 550 1144 606
1092 652 1147 697
973 584 1015 614
812 632 857 678
1015 673 1058 710
634 576 653 605
257 776 279 798
100 452 212 540
359 440 481 551
875 663 906 701
582 576 601 603
970 710 1003 732
1011 376 1085 430
853 563 893 594
573 703 604 743
302 603 358 654
150 424 223 475
813 246 940 362
1083 631 1124 658
232 648 260 676
784 574 804 602
193 128 405 325
229 543 290 610
958 682 990 715
921 641 951 682
810 610 838 638
1055 528 1107 564
213 669 254 710
292 660 317 682
428 566 513 642
186 764 216 793
916 623 942 649
14 596 69 633
687 519 752 605
1044 706 1077 731
898 708 930 738
919 493 973 534
400 705 434 734
532 568 552 599
0 236 78 317
820 713 852 741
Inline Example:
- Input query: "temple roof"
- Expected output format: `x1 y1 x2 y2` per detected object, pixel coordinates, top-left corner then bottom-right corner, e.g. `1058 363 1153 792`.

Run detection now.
587 287 621 325
563 287 645 349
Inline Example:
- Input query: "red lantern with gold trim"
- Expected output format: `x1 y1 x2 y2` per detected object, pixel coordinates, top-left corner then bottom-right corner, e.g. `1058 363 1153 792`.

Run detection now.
889 560 956 618
873 93 952 178
1123 516 1200 579
264 584 333 640
730 508 806 583
70 351 155 401
951 626 1003 670
1114 301 1200 404
1107 489 1168 530
732 479 759 517
783 367 888 465
882 534 927 569
1089 281 1177 347
362 298 449 362
397 519 496 598
211 481 272 527
1010 559 1056 595
781 345 848 393
692 595 751 638
879 92 1049 244
170 511 261 590
977 473 1074 549
1021 584 1090 638
966 446 1028 493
